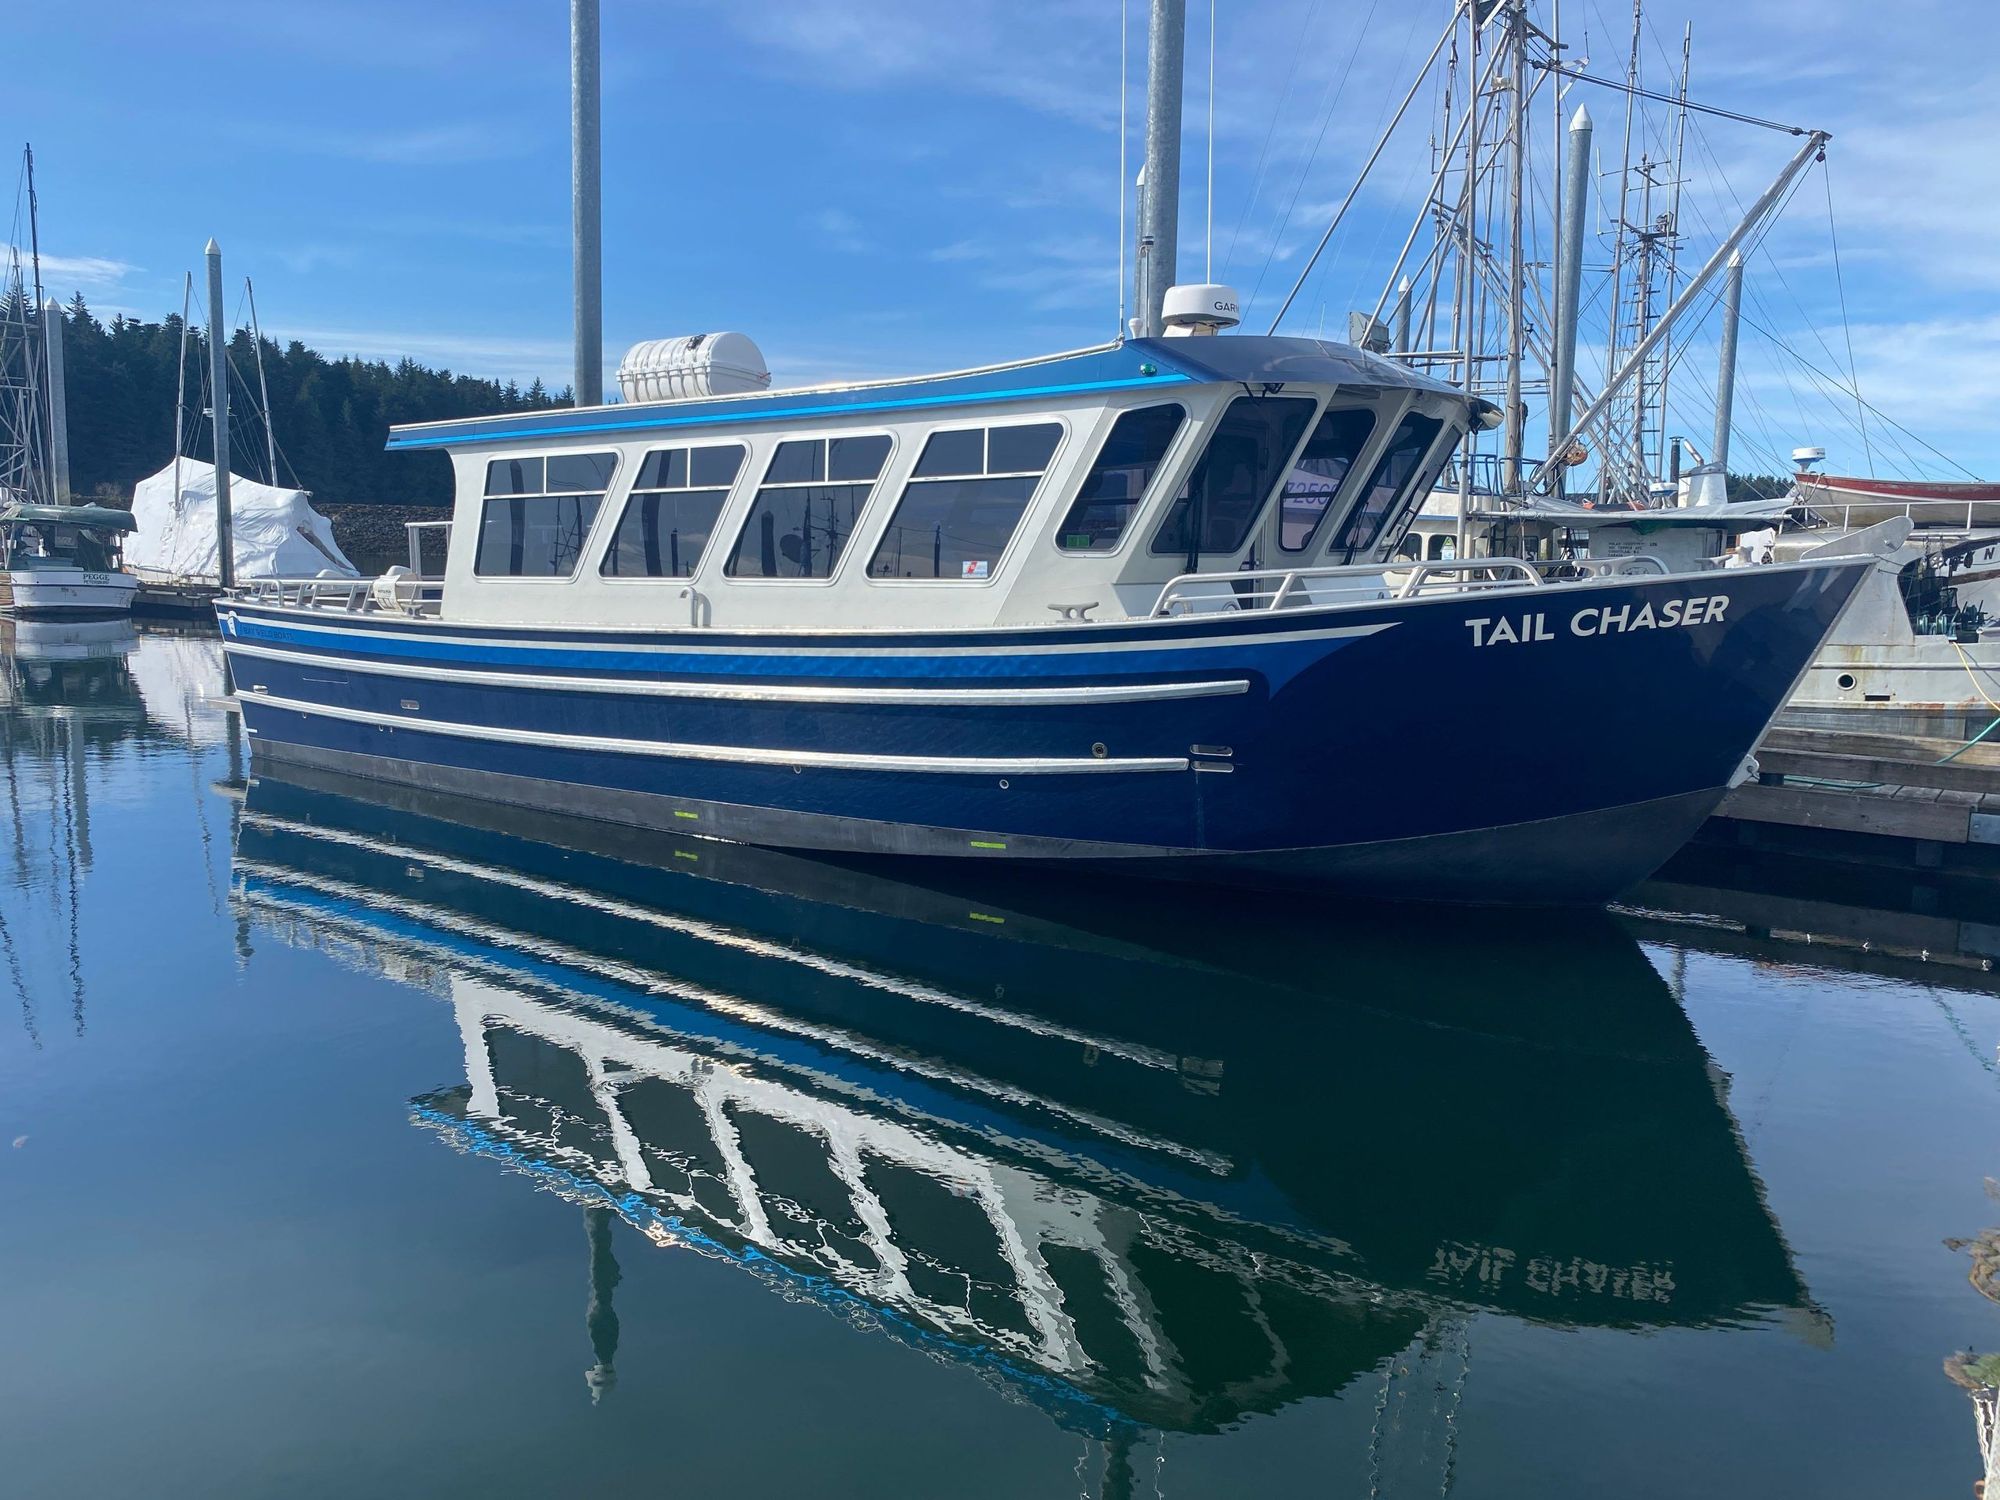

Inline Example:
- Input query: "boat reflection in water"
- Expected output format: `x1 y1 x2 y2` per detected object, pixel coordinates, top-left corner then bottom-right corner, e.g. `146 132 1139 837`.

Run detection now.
232 767 1825 1453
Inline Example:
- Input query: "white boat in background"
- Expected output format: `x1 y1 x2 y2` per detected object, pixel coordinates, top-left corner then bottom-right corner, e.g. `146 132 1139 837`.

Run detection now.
1790 451 2000 531
0 502 140 617
126 457 357 586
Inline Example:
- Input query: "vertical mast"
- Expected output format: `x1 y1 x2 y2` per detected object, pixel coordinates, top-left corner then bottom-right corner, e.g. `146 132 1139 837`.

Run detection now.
245 278 279 486
40 300 68 503
205 238 234 590
172 272 190 519
1454 0 1481 557
1711 249 1743 474
1391 277 1414 354
1653 24 1692 479
23 144 50 506
1600 0 1642 500
1134 0 1186 339
1549 105 1593 464
570 0 603 406
24 146 43 317
1500 0 1527 494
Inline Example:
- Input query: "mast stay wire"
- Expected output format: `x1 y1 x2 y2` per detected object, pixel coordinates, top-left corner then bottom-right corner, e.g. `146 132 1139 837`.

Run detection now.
1221 0 1321 278
1822 161 1873 476
1265 1 1438 331
1243 0 1384 324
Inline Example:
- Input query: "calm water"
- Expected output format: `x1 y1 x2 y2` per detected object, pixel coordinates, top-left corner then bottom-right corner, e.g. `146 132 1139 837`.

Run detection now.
4 623 1999 1498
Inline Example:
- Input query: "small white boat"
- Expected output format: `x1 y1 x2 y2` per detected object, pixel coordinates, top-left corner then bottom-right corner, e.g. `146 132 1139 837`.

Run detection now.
0 503 141 617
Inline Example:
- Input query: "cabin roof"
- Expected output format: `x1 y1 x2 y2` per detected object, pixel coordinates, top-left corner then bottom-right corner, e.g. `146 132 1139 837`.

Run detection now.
383 335 1468 454
0 502 139 533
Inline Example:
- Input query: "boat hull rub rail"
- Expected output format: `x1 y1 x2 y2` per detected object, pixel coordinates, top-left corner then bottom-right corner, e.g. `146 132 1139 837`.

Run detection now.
222 559 1872 903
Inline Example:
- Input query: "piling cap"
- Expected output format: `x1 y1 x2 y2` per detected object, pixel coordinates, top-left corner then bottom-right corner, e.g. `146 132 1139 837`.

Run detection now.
204 236 221 256
1570 103 1593 132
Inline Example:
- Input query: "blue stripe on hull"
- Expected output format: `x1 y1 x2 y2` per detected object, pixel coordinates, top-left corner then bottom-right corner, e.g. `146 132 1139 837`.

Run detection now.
224 562 1867 862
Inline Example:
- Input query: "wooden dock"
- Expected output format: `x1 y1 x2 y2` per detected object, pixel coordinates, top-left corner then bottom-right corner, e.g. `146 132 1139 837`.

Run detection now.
1700 722 2000 874
132 580 221 619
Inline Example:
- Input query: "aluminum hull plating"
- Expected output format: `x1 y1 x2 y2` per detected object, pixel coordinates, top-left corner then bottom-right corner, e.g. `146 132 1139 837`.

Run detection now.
220 559 1867 903
1 567 139 617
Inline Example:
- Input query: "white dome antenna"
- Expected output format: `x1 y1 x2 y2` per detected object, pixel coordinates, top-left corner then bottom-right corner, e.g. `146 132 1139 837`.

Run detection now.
1791 446 1827 471
1159 283 1241 338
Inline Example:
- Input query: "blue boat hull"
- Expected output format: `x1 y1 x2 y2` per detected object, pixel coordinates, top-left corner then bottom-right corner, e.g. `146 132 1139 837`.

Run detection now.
218 560 1868 903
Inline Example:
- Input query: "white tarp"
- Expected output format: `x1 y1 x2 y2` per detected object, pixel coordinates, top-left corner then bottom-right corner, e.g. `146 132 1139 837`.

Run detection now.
127 458 358 582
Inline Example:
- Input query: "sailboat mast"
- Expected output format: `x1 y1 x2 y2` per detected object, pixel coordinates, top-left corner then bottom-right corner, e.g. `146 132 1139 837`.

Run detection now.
245 277 279 486
172 271 190 516
41 299 68 503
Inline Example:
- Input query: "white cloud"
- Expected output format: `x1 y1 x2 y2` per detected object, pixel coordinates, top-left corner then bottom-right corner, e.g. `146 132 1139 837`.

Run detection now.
811 209 873 255
4 251 138 292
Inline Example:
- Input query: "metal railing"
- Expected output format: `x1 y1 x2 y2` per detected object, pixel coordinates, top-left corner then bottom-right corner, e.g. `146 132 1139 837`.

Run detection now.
1151 557 1548 617
1793 498 2000 534
232 574 446 615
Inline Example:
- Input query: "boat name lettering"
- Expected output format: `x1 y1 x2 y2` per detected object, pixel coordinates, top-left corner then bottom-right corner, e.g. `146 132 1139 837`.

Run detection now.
1465 594 1729 648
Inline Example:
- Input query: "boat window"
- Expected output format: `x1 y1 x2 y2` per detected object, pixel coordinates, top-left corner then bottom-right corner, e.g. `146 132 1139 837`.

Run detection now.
1427 533 1456 560
1326 413 1446 561
1055 404 1186 552
1277 408 1376 552
1149 397 1316 560
726 435 893 579
600 444 745 578
867 422 1063 580
474 451 616 577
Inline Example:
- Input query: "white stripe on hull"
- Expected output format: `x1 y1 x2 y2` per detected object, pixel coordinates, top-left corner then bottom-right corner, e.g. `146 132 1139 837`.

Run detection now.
243 691 1191 775
224 640 1252 707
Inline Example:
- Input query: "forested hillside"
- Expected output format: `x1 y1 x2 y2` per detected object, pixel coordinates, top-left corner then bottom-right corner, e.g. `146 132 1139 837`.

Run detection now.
51 295 568 507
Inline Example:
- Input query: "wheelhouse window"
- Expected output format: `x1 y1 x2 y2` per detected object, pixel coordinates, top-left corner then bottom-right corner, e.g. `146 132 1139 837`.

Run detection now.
1055 404 1186 552
867 422 1061 580
1149 396 1315 562
1277 408 1376 552
1326 413 1446 562
600 444 744 578
725 434 892 579
476 452 615 577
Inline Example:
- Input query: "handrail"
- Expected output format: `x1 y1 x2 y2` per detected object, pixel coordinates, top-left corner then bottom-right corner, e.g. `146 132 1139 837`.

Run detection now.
229 574 446 615
1792 497 2000 534
1151 556 1546 617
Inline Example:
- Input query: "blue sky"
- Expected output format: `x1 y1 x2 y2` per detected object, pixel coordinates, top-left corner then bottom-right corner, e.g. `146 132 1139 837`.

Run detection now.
10 0 1997 479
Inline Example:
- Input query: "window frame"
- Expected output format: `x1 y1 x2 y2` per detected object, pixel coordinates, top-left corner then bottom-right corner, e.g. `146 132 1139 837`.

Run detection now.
1324 408 1457 564
863 417 1068 588
1144 393 1323 564
596 441 747 585
1046 401 1192 560
1274 404 1381 555
720 430 899 587
471 449 620 583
